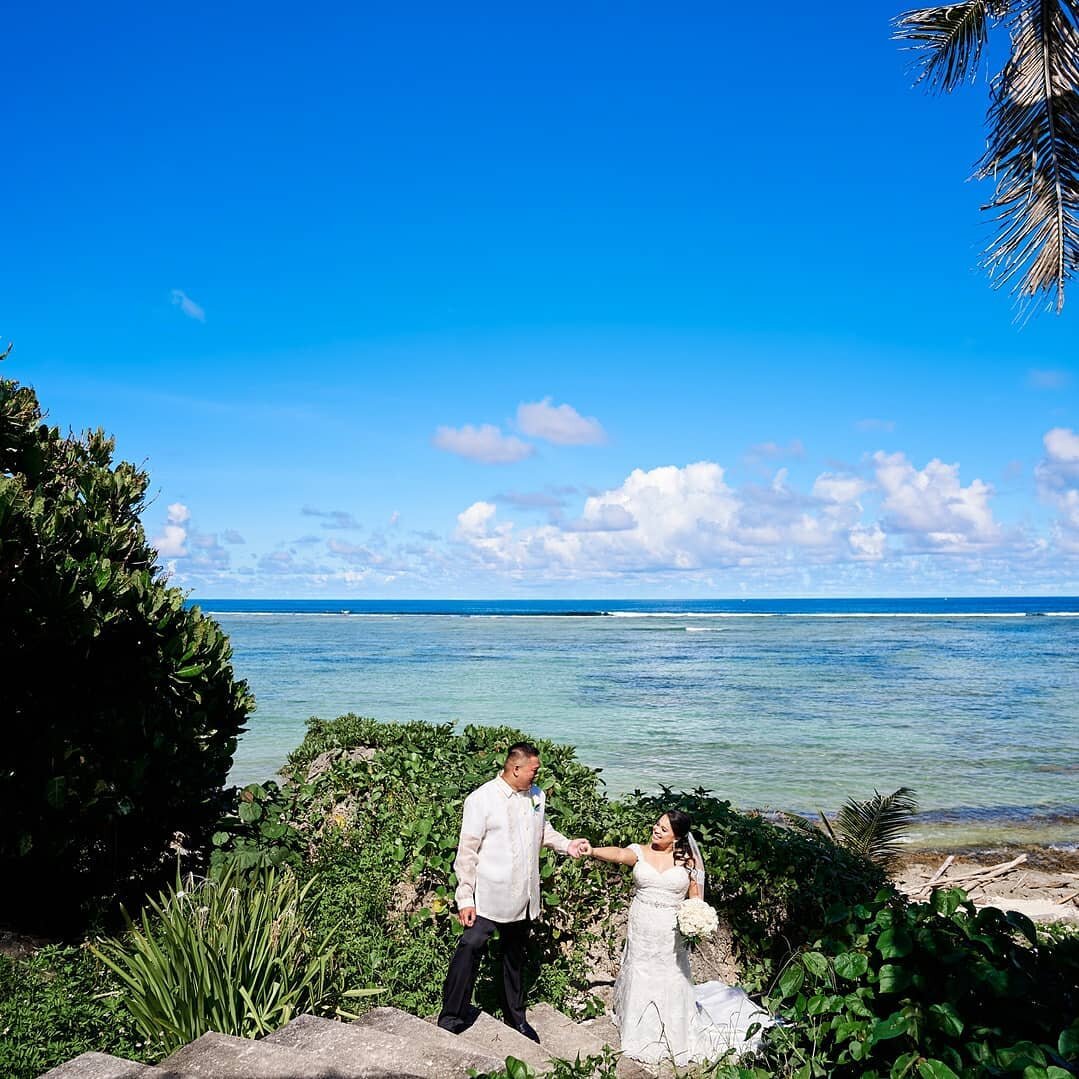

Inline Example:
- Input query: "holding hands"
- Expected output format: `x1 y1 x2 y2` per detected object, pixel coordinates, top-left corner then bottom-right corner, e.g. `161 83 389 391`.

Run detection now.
567 838 593 858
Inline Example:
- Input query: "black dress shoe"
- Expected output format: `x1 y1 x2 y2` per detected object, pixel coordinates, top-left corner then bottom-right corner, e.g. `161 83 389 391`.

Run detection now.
512 1020 541 1043
437 1016 465 1034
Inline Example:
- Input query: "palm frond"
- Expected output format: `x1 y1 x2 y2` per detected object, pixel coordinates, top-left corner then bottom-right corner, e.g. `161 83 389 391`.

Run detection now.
979 0 1079 313
894 0 996 92
832 787 919 867
778 810 825 837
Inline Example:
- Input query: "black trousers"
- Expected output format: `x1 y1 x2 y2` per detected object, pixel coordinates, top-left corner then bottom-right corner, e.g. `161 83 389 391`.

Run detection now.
438 915 531 1029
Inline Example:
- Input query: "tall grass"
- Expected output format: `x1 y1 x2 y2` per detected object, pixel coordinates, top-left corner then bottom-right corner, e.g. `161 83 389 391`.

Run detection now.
92 865 334 1053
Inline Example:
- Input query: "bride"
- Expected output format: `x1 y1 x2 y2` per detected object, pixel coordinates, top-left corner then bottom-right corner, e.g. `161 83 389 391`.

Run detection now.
587 810 771 1066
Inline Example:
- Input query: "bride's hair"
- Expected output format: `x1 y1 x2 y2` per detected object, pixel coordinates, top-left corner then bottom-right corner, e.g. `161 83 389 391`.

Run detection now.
664 809 694 869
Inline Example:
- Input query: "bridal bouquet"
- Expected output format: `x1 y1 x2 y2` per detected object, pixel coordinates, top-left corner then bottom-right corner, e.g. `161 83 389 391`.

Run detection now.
677 897 718 948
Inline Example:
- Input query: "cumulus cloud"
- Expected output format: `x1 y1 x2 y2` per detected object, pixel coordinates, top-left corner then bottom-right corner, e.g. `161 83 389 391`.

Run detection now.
222 529 246 544
873 452 999 550
433 424 535 464
170 289 206 322
302 506 362 530
1036 427 1079 550
516 398 607 445
153 502 190 557
563 503 637 532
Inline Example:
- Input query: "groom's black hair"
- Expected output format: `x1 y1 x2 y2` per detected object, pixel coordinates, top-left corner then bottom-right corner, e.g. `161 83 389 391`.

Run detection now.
505 741 541 763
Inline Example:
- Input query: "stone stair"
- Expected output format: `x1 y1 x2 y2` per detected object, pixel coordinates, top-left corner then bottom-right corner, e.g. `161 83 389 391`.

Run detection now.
40 1005 639 1078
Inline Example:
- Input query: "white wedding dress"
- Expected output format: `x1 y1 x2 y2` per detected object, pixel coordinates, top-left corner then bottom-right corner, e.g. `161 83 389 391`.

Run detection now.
612 844 771 1066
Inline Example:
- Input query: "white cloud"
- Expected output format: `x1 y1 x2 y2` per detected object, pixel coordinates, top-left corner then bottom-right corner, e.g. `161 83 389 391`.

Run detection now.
849 524 886 560
222 529 246 544
856 418 896 433
433 424 535 464
455 501 500 540
516 398 606 445
1036 427 1079 550
170 289 206 322
873 452 999 550
563 503 637 532
153 502 190 557
812 473 869 505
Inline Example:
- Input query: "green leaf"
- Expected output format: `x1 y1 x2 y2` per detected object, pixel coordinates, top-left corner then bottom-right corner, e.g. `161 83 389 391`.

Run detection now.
779 964 805 997
834 951 869 980
1059 1019 1079 1059
45 775 67 809
872 1011 910 1042
877 927 913 959
211 831 231 846
928 1002 964 1038
802 951 829 978
917 1062 959 1079
238 801 263 823
878 963 910 993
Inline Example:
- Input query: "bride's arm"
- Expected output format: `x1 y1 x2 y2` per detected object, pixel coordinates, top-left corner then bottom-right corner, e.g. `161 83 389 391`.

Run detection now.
687 878 702 899
589 845 637 866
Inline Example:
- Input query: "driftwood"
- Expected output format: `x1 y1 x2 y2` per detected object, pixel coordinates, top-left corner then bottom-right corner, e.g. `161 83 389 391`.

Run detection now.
1055 890 1079 906
913 854 1027 898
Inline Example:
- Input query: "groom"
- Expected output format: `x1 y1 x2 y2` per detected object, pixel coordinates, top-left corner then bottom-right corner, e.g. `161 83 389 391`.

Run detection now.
437 742 590 1042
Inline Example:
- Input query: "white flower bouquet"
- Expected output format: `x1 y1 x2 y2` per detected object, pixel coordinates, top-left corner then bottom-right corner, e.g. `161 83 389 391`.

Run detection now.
677 896 718 948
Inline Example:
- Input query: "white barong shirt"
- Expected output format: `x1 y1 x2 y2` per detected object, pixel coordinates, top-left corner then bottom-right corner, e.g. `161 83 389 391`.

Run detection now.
453 776 571 923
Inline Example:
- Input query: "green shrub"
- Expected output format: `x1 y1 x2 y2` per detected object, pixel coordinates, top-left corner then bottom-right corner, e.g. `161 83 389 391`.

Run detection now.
736 887 1079 1078
92 865 335 1054
0 374 253 931
0 945 153 1079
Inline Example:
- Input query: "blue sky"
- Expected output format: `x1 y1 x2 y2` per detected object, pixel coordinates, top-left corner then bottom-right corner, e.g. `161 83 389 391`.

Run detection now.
5 2 1078 597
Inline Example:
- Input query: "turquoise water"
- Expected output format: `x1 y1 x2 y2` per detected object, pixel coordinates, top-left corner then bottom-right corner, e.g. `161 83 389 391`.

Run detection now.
202 599 1079 847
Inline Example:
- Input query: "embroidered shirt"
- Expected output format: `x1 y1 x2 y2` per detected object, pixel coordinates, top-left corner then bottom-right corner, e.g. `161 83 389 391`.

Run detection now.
453 775 571 923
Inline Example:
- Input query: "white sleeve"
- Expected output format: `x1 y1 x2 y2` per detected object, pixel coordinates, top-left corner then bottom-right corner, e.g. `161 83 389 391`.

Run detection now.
453 791 486 910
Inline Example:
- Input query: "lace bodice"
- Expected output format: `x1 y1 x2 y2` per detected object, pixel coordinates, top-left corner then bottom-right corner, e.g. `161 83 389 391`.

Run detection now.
630 844 690 909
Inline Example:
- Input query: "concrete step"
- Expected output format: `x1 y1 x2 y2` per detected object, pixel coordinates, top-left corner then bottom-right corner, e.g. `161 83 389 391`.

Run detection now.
529 1004 650 1079
352 1007 503 1073
38 1053 168 1079
268 1012 500 1077
160 1030 415 1078
430 1009 552 1073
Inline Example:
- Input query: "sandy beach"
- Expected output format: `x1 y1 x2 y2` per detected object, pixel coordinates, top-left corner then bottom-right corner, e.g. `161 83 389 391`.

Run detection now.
892 844 1079 925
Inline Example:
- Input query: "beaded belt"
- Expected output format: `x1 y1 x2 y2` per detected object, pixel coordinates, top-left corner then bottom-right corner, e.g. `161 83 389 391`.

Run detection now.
633 896 681 911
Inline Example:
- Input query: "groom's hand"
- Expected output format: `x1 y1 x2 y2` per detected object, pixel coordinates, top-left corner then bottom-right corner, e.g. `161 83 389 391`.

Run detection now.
458 906 477 927
567 838 592 858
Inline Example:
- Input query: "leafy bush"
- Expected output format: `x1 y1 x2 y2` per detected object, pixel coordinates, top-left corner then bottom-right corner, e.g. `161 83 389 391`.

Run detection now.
0 945 153 1079
727 887 1079 1078
0 374 253 931
92 865 335 1054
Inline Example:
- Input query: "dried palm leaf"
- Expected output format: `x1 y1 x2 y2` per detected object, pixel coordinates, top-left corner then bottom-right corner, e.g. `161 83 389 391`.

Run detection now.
979 0 1079 313
894 0 996 91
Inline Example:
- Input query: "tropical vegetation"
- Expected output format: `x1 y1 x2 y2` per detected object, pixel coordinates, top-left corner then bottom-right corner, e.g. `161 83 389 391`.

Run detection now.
0 372 253 932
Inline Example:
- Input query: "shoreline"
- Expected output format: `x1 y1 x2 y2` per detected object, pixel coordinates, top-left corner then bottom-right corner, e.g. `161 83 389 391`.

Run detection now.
892 843 1079 925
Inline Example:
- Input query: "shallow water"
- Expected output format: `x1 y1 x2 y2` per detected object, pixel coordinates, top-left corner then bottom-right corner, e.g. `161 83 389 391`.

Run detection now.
201 599 1079 848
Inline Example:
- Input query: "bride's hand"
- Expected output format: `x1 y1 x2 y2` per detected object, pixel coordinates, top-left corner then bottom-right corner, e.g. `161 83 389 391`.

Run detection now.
567 838 592 858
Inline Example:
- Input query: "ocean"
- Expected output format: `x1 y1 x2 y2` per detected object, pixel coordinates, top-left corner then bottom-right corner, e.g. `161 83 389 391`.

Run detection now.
197 598 1079 849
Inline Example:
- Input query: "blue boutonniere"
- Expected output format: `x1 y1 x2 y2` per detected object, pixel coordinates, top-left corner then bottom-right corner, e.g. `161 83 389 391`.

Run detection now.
531 791 542 814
